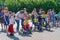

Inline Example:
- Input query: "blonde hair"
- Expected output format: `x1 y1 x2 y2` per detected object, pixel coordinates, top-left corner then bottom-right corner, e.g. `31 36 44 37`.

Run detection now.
4 7 8 10
20 10 24 13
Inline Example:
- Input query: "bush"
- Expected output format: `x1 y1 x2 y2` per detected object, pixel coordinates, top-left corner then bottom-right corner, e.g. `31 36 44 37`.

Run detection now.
0 0 60 13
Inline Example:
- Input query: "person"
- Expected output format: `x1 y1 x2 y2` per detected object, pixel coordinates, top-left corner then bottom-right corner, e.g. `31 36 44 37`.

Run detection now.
0 8 4 30
28 13 33 32
57 12 60 27
23 15 31 34
28 13 33 25
38 9 43 31
41 11 46 27
47 9 55 26
8 12 15 36
38 9 43 15
57 12 60 21
37 16 42 31
4 7 9 32
31 8 38 27
45 14 51 31
51 9 55 26
15 10 25 32
31 8 39 31
24 8 28 15
34 15 39 31
22 8 28 27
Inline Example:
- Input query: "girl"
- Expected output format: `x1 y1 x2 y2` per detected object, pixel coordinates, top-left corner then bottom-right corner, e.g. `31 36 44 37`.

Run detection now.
28 13 33 31
4 7 9 32
23 15 31 34
8 12 15 36
34 15 39 31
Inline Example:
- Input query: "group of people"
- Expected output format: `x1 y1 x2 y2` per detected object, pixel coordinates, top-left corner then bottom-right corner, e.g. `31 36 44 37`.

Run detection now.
0 7 60 36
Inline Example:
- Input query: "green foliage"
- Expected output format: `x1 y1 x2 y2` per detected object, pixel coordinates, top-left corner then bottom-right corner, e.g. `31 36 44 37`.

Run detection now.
0 0 60 13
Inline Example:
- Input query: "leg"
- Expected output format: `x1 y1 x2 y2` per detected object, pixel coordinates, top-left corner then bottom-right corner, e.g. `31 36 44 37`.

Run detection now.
16 20 20 31
45 22 48 30
1 23 4 30
34 22 36 31
21 19 24 28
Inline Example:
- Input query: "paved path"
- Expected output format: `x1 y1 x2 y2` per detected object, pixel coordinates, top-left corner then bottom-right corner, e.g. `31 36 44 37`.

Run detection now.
0 22 60 40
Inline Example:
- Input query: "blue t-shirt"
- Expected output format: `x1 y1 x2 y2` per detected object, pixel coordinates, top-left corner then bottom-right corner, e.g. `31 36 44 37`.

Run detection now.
45 17 48 22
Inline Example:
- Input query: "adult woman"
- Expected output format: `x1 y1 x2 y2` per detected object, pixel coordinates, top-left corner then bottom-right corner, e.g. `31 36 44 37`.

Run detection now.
31 8 38 25
0 8 4 30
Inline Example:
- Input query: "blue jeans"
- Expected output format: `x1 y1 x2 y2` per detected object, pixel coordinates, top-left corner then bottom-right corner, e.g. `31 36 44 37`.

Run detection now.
21 19 24 28
15 20 20 31
51 17 55 26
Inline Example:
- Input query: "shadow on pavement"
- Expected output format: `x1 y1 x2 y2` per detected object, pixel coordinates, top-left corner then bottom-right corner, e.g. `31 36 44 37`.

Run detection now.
18 31 32 37
7 35 19 40
0 30 7 33
46 30 54 32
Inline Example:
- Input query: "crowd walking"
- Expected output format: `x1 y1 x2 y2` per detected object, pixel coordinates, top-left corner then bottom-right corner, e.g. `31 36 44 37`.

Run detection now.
0 7 60 36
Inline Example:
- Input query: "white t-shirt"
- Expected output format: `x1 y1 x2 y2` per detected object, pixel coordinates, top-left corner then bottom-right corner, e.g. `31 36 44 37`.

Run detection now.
9 16 15 24
15 11 24 20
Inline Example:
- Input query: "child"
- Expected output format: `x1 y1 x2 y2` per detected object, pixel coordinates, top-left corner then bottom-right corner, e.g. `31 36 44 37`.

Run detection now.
37 14 42 31
34 15 41 31
57 12 60 21
8 12 15 36
28 13 33 29
41 11 46 27
34 15 38 31
23 15 31 34
57 12 60 27
45 14 51 31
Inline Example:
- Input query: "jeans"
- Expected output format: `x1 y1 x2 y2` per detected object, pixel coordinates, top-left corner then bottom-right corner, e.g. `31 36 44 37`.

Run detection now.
15 20 20 31
21 19 24 28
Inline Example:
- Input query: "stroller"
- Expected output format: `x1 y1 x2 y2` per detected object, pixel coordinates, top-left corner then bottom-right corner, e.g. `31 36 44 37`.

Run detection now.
34 15 43 31
23 19 32 34
42 15 51 31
